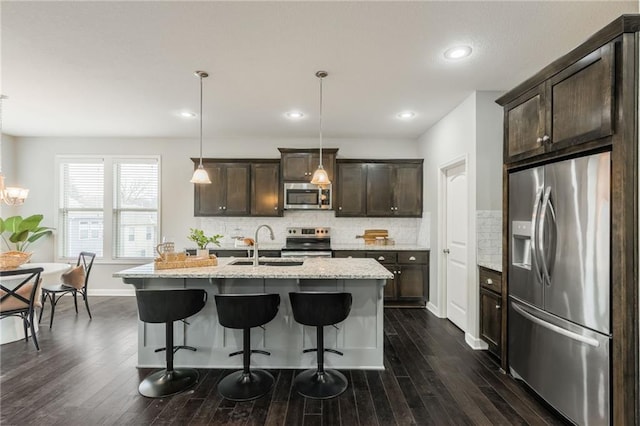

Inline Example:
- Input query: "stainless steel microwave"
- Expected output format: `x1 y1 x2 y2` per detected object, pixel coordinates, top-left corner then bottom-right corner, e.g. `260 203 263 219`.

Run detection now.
283 183 332 210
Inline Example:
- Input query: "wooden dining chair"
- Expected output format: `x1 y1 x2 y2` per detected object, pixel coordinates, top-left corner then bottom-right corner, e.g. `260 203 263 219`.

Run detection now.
39 252 96 328
0 267 44 350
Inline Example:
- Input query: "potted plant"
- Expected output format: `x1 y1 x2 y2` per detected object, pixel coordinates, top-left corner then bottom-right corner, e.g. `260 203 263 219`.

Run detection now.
187 228 222 258
0 214 54 269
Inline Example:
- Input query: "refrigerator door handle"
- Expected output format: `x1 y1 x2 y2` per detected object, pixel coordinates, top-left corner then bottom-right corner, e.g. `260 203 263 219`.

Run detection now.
538 187 552 285
512 302 601 348
530 187 544 283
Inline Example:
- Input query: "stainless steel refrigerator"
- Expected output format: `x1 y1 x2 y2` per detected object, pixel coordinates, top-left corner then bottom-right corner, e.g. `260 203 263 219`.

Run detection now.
508 151 611 425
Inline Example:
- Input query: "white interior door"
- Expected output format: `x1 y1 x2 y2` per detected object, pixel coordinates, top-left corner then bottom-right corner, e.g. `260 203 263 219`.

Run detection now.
445 163 468 331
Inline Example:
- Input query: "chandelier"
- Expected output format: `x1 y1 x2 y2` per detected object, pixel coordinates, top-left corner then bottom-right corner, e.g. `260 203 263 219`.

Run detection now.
0 95 29 206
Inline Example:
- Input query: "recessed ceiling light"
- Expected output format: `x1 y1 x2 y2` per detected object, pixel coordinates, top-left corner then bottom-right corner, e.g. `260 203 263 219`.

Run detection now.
285 111 305 119
397 111 416 120
444 45 472 60
180 111 196 118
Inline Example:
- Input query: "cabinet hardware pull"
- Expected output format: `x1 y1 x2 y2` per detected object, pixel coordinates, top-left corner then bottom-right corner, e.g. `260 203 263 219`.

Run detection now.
486 278 493 285
219 206 223 210
339 206 342 210
536 137 543 144
274 206 278 210
378 256 385 261
496 305 501 309
390 207 394 211
409 256 416 261
398 270 402 275
542 135 551 143
443 249 450 254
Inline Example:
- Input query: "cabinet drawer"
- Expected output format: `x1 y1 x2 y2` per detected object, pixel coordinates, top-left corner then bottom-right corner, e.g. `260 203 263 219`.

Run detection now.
479 266 502 294
397 251 428 264
333 250 366 259
365 252 397 264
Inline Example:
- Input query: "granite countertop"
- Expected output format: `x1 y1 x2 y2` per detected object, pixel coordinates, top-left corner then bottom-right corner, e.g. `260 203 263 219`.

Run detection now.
214 243 284 251
478 262 502 273
114 257 394 280
331 243 429 251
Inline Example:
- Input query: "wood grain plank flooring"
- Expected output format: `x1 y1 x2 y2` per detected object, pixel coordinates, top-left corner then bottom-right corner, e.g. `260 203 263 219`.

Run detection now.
0 296 566 425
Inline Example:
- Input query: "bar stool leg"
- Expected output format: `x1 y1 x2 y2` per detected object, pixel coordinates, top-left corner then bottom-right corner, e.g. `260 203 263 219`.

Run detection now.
138 321 199 398
293 326 348 400
217 328 274 401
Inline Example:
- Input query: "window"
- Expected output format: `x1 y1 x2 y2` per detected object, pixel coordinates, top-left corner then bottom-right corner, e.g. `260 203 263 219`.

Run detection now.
58 156 160 260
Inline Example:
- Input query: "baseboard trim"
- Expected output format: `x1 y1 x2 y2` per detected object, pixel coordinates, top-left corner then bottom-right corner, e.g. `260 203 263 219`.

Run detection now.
426 302 444 318
465 333 489 350
87 289 135 297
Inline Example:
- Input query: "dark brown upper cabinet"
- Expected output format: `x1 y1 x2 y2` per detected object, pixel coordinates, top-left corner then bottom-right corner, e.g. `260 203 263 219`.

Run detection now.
366 161 422 217
504 41 615 163
193 159 281 217
278 148 338 182
251 161 281 217
336 159 423 217
335 162 367 216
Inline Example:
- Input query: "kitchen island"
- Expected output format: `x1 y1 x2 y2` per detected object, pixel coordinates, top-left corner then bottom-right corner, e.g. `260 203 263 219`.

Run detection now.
114 257 392 370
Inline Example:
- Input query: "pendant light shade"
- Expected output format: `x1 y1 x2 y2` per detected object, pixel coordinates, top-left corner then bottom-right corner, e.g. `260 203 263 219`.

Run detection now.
310 70 331 187
190 71 211 184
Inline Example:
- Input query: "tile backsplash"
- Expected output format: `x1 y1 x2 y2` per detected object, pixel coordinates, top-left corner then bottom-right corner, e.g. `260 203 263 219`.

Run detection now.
476 210 502 266
198 210 423 246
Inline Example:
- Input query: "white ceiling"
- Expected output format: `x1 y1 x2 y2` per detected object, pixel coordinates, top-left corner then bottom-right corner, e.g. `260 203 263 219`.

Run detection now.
1 1 637 140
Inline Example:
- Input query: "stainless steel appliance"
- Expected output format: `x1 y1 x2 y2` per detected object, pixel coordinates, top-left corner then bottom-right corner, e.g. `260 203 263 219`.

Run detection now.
508 151 611 425
281 227 332 258
283 183 332 210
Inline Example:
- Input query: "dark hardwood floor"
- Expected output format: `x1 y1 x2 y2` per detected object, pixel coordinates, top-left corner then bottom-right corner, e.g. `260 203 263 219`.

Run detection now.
0 297 565 425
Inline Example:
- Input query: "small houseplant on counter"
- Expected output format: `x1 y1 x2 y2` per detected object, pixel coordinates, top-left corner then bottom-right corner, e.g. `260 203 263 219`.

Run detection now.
187 228 223 258
0 214 54 270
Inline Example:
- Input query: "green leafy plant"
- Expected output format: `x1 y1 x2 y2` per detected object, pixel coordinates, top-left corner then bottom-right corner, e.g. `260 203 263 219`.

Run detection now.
187 228 222 249
0 214 54 252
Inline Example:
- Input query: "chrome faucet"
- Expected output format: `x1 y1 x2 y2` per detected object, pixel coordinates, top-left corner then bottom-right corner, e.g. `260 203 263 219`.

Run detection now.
253 224 275 266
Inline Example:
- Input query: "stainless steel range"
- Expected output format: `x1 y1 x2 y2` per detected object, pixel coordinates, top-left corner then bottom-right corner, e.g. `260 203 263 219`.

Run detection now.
280 227 332 258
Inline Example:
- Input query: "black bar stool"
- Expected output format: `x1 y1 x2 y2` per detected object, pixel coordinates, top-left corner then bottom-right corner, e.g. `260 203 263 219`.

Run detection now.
135 289 207 398
215 293 280 401
289 291 353 399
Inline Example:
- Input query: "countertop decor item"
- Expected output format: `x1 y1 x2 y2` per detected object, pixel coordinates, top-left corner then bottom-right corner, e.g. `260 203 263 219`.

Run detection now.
190 70 212 184
310 71 331 188
0 214 53 252
187 228 222 251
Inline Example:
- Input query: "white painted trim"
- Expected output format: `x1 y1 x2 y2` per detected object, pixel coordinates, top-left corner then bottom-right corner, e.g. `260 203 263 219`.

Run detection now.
465 332 489 350
437 154 468 322
426 301 445 318
88 289 135 297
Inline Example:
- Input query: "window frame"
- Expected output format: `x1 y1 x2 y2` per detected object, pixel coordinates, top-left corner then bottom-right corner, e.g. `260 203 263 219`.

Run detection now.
55 155 161 264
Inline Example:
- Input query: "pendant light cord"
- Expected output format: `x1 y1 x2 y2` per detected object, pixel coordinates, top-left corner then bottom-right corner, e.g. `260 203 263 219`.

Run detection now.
319 74 323 167
199 74 204 167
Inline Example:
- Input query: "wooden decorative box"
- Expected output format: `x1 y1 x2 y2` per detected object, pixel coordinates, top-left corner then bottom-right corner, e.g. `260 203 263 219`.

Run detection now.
153 255 218 270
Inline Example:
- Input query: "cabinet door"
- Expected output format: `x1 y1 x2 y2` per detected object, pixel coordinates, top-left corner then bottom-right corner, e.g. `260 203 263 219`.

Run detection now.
393 163 422 216
281 152 312 181
548 42 615 150
505 86 546 163
194 163 225 216
383 265 397 300
480 288 501 358
224 163 251 215
309 152 336 182
366 164 394 216
335 162 367 216
251 162 281 216
396 264 425 301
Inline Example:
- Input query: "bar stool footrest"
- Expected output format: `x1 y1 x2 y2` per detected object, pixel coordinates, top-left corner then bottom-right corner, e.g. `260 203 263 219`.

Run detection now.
138 368 199 398
154 345 198 354
293 368 348 399
302 348 343 356
217 369 274 401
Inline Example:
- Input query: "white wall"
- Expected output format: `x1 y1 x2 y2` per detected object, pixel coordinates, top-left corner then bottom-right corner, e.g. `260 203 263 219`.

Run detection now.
11 136 419 294
416 90 509 349
0 134 19 218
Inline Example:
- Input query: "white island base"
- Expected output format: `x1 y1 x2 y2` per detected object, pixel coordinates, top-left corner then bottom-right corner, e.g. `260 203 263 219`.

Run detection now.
117 258 389 370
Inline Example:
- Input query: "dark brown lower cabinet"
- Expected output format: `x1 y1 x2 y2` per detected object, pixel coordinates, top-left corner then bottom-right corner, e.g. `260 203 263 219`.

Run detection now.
478 266 503 360
334 250 429 306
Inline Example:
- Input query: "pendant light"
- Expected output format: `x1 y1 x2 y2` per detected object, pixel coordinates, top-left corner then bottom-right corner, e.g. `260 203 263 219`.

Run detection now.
0 95 29 205
310 70 331 187
190 71 211 184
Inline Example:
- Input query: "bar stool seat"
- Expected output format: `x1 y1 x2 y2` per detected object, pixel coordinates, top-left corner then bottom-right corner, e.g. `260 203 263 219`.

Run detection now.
289 291 353 399
215 293 280 401
135 289 207 398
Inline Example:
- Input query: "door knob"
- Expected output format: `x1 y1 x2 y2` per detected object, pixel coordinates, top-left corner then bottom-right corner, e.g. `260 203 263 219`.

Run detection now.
443 249 450 254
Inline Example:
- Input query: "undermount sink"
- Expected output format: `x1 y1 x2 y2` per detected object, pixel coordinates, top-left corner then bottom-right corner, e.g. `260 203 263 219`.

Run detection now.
229 259 304 267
